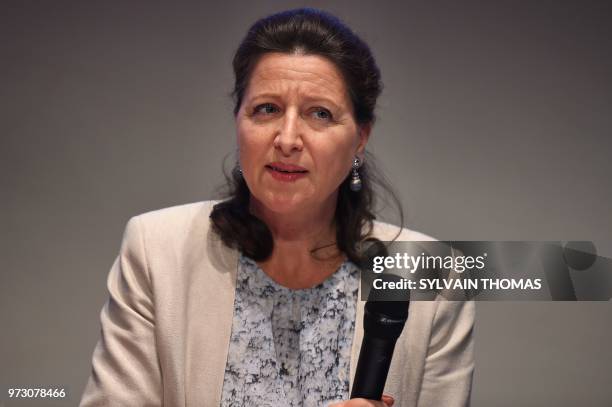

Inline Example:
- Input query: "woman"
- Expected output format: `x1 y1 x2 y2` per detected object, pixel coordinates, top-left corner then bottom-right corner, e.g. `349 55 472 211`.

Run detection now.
80 8 474 407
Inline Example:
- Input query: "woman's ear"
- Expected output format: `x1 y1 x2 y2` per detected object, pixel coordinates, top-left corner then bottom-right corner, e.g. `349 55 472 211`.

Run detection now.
356 123 372 156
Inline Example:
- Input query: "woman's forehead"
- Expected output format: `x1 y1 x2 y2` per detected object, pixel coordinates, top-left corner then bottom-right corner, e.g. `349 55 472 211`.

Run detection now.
246 52 350 101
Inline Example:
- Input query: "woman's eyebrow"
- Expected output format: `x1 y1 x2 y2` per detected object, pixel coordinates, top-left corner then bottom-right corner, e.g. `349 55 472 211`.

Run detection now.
245 91 345 111
246 92 282 102
301 95 343 110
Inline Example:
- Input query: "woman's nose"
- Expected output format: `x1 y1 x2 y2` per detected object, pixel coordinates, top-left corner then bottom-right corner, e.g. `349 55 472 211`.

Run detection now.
273 110 304 155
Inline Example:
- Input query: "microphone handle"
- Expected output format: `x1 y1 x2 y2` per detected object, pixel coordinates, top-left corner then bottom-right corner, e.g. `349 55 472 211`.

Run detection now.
350 335 398 400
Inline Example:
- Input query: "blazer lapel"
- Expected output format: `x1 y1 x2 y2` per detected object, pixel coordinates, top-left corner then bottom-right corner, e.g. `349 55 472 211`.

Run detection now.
185 224 238 406
349 270 365 395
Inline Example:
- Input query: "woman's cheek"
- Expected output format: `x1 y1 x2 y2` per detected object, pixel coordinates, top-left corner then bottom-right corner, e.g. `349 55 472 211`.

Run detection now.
239 131 265 162
322 156 350 189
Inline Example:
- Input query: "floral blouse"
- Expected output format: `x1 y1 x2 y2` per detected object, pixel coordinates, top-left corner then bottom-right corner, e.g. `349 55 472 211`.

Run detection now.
220 253 360 406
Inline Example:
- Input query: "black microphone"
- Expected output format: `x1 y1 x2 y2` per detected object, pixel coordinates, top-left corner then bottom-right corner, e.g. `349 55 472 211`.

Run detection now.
350 274 409 400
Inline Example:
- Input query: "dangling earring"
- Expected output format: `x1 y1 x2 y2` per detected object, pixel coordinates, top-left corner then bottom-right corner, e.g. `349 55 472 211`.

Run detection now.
234 160 243 178
350 156 362 192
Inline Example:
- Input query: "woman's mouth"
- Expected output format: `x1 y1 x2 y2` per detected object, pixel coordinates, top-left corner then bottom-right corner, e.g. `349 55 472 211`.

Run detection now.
265 162 308 182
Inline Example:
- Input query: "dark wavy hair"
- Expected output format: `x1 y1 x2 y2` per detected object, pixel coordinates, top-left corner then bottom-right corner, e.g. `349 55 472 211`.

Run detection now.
210 7 402 265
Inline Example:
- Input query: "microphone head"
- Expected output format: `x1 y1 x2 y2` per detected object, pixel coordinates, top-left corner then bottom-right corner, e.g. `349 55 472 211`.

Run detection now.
364 273 409 340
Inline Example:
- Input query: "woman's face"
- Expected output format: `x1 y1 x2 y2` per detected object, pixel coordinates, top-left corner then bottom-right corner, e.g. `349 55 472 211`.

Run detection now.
236 52 370 215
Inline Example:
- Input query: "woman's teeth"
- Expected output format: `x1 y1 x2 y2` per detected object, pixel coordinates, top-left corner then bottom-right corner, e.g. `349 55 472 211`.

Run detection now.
268 166 306 173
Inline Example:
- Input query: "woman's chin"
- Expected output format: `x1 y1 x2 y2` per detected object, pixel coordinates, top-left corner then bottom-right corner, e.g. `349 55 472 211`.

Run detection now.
253 192 310 215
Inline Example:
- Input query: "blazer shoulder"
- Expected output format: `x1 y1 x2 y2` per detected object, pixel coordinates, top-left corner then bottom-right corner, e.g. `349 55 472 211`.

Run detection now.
125 200 220 249
135 200 217 222
371 220 437 242
131 200 217 229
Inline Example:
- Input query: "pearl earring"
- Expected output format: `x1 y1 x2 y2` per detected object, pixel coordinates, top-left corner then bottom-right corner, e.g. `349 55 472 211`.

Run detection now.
350 156 362 192
234 161 243 177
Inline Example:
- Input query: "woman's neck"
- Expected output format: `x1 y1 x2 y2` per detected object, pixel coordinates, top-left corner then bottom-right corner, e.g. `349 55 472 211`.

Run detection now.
249 195 337 246
249 194 345 289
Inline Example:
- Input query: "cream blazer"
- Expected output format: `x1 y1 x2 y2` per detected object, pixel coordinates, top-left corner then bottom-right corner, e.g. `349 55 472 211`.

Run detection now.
80 200 474 406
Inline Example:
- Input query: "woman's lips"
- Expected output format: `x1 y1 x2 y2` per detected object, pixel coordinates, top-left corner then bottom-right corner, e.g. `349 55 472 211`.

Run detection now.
265 162 308 182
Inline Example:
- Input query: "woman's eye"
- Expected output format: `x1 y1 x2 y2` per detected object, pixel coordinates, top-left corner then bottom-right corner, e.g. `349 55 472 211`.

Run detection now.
253 103 279 115
312 107 333 121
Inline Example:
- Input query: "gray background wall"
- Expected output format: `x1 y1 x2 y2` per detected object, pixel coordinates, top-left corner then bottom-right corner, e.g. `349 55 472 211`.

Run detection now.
1 1 611 406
